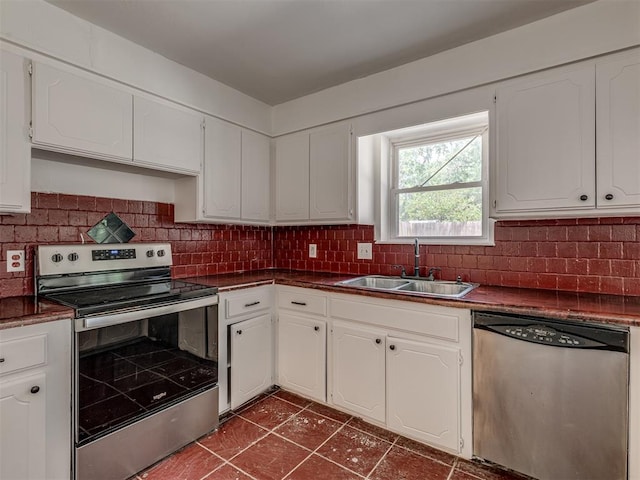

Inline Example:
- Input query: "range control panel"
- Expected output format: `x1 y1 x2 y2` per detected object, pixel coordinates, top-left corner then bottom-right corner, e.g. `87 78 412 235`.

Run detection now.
38 243 172 275
494 324 604 348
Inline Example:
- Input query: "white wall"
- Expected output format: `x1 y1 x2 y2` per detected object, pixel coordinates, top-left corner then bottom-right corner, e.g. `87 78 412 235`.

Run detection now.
272 0 640 135
0 0 272 134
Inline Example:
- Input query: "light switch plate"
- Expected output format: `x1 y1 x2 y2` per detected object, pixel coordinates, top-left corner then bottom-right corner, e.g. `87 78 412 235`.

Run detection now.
309 244 317 258
357 243 373 260
7 250 25 272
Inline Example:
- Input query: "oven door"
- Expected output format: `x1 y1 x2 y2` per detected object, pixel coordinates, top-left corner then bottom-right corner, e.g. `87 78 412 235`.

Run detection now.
74 297 218 479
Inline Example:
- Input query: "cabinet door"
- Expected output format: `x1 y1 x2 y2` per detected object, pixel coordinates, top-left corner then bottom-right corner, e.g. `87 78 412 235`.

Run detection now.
32 62 133 161
310 124 352 220
331 322 385 423
241 130 271 222
0 372 46 480
387 337 460 452
495 65 595 212
596 49 640 209
277 313 326 402
230 314 273 409
0 50 30 213
203 116 241 219
275 133 309 222
133 96 202 174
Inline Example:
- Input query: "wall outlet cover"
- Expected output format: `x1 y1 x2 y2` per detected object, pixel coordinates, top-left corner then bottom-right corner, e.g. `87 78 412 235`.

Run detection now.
7 250 25 272
357 242 373 260
309 244 317 258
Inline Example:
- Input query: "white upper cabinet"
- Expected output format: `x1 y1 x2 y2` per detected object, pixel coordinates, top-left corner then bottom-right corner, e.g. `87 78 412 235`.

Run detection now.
241 130 271 222
275 122 352 224
32 62 133 161
309 124 352 220
203 115 242 219
275 132 310 222
0 50 30 213
596 49 640 209
133 96 202 174
495 63 596 213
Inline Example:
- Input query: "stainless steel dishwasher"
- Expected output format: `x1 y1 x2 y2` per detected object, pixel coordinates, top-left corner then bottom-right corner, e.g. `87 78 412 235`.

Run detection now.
473 311 629 480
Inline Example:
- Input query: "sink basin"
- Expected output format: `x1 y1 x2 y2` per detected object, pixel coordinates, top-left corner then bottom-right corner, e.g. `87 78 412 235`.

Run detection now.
336 275 477 298
396 280 476 297
338 275 411 290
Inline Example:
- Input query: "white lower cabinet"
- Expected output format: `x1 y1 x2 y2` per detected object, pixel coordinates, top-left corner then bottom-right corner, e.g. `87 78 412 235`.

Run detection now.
219 286 274 413
0 319 71 480
386 337 460 451
331 321 386 423
277 313 327 402
230 314 273 409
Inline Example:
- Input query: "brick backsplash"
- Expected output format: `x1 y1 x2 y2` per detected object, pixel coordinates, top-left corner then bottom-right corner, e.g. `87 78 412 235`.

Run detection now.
1 193 639 298
274 219 640 297
0 193 272 298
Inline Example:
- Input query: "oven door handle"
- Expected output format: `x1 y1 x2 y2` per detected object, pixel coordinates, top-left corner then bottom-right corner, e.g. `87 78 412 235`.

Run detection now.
76 296 218 332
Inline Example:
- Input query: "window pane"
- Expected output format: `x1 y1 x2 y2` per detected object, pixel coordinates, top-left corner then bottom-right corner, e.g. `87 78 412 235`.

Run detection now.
398 135 482 188
397 187 482 237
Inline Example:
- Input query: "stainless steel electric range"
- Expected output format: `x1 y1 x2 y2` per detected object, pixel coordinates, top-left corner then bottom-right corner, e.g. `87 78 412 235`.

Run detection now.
37 243 219 480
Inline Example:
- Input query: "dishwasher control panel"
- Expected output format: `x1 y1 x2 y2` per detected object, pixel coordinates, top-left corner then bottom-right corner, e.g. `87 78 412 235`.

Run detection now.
495 324 604 348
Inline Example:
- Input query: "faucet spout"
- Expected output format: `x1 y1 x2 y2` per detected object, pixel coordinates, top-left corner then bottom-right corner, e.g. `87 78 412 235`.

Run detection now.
413 238 420 277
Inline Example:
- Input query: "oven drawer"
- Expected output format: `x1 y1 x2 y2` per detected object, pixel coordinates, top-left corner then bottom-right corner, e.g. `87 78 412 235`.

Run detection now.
0 334 47 376
225 288 272 319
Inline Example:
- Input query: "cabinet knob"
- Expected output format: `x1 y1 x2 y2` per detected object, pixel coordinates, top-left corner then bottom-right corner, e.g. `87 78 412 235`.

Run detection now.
314 326 320 332
237 329 242 335
605 193 614 200
0 358 5 363
375 338 381 344
30 386 40 394
389 345 396 351
579 194 588 201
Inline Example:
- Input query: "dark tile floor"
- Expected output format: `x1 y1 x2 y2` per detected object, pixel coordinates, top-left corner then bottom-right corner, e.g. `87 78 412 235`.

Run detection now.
135 389 529 480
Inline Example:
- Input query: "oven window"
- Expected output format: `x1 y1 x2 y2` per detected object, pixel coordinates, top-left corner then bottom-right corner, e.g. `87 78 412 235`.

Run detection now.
76 306 218 445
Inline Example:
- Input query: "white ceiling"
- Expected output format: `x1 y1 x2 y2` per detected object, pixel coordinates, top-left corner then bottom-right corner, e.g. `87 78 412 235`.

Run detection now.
46 0 594 106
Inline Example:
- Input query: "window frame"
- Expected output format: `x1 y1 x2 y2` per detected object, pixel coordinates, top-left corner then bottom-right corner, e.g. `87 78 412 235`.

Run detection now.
385 117 493 245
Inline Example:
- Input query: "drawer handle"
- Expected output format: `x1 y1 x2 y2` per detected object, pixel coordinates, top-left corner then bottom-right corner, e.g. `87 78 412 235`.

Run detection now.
375 338 382 344
244 301 261 307
237 330 243 335
31 386 40 394
291 301 307 306
314 326 320 332
389 345 396 351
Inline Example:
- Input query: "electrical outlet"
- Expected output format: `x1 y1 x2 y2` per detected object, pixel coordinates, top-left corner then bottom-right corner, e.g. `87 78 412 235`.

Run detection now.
357 242 373 260
309 244 317 258
7 250 25 272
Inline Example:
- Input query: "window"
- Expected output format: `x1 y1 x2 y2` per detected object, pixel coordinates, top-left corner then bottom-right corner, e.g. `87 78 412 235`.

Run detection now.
371 111 493 245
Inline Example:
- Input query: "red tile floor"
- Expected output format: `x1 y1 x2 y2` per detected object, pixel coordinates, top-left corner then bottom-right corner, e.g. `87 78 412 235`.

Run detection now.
134 389 528 480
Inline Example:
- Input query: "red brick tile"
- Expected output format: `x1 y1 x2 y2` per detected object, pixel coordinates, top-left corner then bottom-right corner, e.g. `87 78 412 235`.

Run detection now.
611 224 636 242
588 259 611 276
275 410 341 451
317 426 391 477
557 275 578 292
141 443 223 480
199 416 267 460
600 277 624 295
36 193 59 209
556 242 577 258
37 226 58 243
58 194 79 210
588 225 612 241
231 434 309 480
369 446 451 480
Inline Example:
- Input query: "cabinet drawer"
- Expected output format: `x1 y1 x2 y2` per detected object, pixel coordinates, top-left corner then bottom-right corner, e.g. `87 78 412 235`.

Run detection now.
226 289 272 319
0 334 47 375
278 290 327 317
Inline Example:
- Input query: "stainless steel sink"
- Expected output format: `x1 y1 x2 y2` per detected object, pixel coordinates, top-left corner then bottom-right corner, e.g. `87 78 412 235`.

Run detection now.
336 275 476 298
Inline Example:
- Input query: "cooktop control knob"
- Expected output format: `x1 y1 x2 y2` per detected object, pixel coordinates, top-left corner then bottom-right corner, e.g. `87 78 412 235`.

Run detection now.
68 253 79 262
157 249 165 257
51 253 63 263
146 249 155 258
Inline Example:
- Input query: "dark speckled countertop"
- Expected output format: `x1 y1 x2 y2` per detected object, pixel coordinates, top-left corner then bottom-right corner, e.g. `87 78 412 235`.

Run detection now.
2 269 639 330
188 269 640 328
0 296 75 330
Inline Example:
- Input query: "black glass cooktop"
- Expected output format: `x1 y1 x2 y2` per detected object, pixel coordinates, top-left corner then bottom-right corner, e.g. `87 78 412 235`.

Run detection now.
45 280 217 317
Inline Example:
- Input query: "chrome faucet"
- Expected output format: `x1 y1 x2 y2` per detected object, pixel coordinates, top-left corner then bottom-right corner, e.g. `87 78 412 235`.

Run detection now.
413 238 420 277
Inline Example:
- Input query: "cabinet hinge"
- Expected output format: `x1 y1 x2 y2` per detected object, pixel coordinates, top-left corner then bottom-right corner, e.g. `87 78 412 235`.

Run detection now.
27 63 33 76
460 437 464 449
493 94 497 104
492 199 497 208
458 353 463 366
201 119 206 130
28 122 33 139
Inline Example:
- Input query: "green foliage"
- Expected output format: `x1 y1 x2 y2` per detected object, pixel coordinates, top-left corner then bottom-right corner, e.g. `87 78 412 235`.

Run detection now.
397 135 482 223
